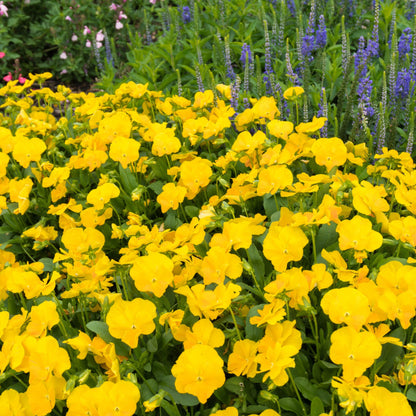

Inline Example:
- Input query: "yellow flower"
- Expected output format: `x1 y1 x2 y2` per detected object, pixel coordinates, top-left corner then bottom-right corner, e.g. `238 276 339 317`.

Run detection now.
267 119 294 140
256 164 293 196
227 339 258 378
183 319 225 350
256 321 302 386
352 180 389 216
263 223 309 272
321 287 371 330
296 116 327 134
311 136 347 171
179 157 213 199
96 380 141 416
283 86 304 100
109 136 141 168
336 215 382 252
130 252 174 297
175 282 241 320
365 386 412 416
12 136 46 168
329 327 382 381
87 182 120 211
252 96 280 120
199 246 242 285
156 182 187 213
8 177 33 215
106 298 157 348
172 344 225 403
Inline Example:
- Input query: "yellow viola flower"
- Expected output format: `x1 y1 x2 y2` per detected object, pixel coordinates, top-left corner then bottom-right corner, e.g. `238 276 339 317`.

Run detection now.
329 327 382 381
175 282 241 320
109 136 141 168
267 119 294 140
96 380 141 416
183 319 225 350
296 116 327 133
321 287 371 330
64 330 93 360
179 157 213 199
198 246 242 285
336 215 382 252
98 111 132 140
256 321 302 386
212 407 239 416
252 96 280 120
151 128 182 157
389 215 416 247
8 177 33 215
172 344 225 403
0 388 24 415
227 339 258 378
352 180 389 216
106 298 157 348
156 182 187 213
331 376 369 414
26 301 60 337
311 136 347 171
365 386 412 416
283 86 304 100
66 384 99 416
87 182 120 211
130 252 174 297
210 214 266 251
256 164 293 196
12 136 46 168
263 223 309 272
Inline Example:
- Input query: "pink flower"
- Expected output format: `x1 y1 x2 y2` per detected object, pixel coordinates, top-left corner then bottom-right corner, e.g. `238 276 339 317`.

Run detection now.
60 51 68 60
118 11 127 19
96 30 105 42
95 41 103 49
115 20 123 30
3 72 12 82
0 1 8 17
65 15 72 22
149 0 157 4
83 25 91 35
0 52 5 59
71 34 78 42
110 3 118 10
86 40 92 48
18 74 26 84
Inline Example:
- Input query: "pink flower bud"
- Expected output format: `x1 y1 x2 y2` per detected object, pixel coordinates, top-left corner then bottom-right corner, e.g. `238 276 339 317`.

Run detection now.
3 72 12 82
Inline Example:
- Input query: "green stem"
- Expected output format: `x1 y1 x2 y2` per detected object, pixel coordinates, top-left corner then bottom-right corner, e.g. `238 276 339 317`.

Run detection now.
228 307 242 341
288 369 307 416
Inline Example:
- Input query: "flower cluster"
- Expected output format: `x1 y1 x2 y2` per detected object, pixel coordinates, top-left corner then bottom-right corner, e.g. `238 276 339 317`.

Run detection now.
0 75 415 415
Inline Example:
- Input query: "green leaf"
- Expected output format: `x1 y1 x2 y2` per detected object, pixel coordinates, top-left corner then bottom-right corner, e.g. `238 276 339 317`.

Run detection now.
147 336 158 353
185 205 199 218
279 397 304 415
406 386 416 402
310 397 325 416
245 305 265 341
159 375 199 406
118 165 138 193
316 222 338 255
39 258 55 273
86 321 130 357
247 243 265 288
